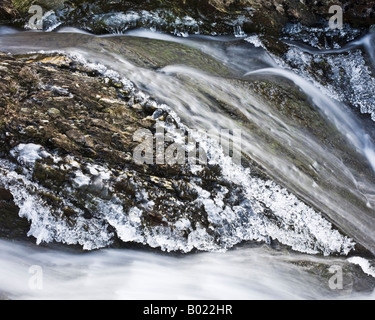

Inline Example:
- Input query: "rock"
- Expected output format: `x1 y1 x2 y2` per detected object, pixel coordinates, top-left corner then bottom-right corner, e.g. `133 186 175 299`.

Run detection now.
12 0 66 14
0 48 363 256
39 56 72 68
47 107 60 118
0 0 18 21
2 0 374 36
0 187 31 240
66 129 86 145
0 51 215 249
0 188 13 201
0 51 264 251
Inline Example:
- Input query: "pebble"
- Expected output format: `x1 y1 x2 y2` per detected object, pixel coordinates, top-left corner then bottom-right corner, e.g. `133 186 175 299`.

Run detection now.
48 108 61 118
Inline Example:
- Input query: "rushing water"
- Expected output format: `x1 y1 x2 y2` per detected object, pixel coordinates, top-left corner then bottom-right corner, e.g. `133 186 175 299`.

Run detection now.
1 26 375 299
0 239 374 300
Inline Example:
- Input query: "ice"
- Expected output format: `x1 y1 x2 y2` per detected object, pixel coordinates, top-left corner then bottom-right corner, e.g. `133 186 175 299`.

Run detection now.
73 171 91 188
245 35 266 49
348 257 375 278
175 218 192 230
94 12 141 33
90 10 201 35
234 26 247 38
1 123 356 255
282 23 361 49
43 11 62 32
0 161 113 250
100 202 144 244
10 144 50 167
281 39 375 122
189 128 355 256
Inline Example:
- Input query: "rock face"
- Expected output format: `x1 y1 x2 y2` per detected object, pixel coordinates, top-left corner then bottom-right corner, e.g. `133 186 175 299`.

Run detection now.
0 47 357 254
0 52 152 171
0 50 244 251
0 51 199 250
0 187 30 240
2 0 374 35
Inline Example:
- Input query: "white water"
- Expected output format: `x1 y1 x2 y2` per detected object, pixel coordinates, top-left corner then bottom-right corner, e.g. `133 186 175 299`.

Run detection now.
0 240 373 300
285 32 375 64
0 30 374 253
245 67 375 172
95 47 375 254
1 29 375 298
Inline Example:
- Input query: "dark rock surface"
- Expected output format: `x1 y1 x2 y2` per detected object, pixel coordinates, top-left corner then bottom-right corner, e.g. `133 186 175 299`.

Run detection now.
0 186 30 240
0 0 18 21
2 0 374 35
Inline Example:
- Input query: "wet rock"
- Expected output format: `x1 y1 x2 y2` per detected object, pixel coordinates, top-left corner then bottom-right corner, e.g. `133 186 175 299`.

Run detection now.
12 0 66 14
0 51 223 250
0 187 13 201
0 187 30 240
0 0 18 21
47 107 60 118
39 56 72 67
2 0 374 36
0 51 357 255
292 257 375 297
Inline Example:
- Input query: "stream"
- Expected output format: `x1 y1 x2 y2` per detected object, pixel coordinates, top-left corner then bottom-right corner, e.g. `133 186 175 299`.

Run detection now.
0 26 375 299
0 239 374 300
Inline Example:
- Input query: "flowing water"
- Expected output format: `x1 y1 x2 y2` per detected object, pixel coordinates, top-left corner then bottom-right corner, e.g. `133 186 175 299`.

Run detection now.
0 26 375 299
0 239 374 300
